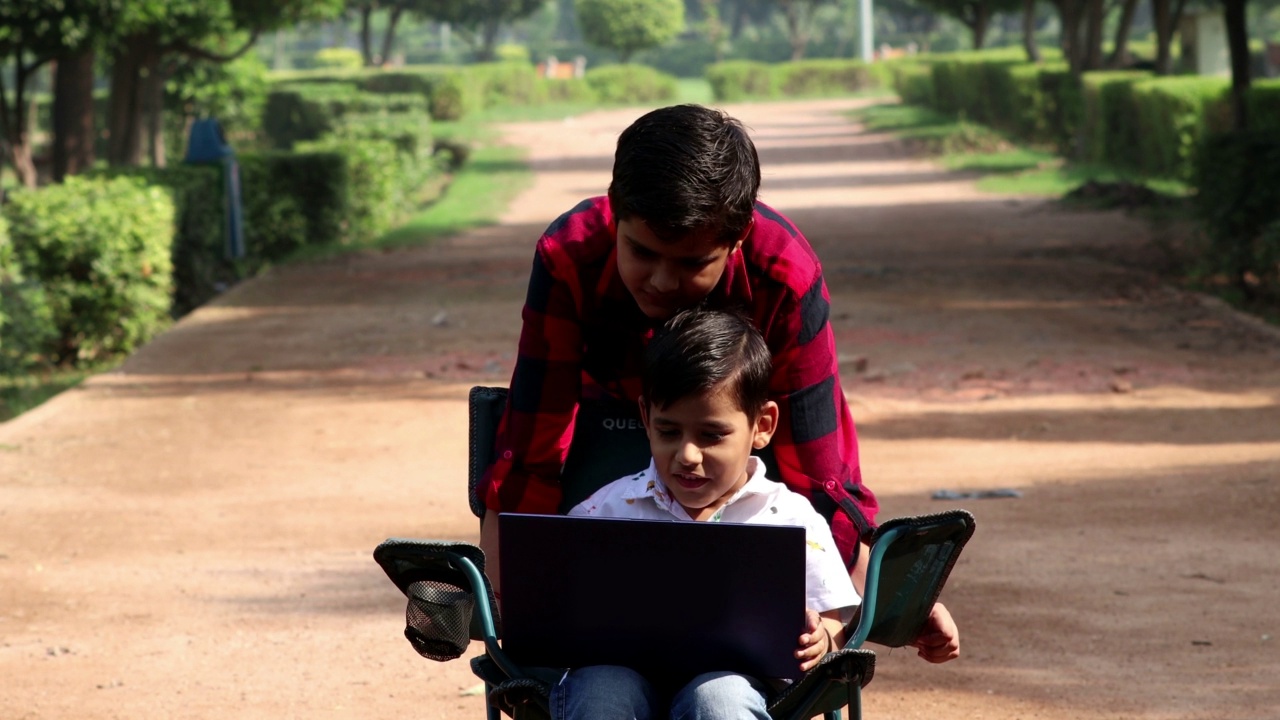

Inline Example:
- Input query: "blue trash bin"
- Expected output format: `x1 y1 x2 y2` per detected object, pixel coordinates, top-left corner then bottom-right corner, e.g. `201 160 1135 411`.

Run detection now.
184 118 246 261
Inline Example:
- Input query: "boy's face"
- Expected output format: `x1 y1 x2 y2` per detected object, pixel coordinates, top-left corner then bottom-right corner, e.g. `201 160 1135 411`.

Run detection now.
639 381 777 521
615 216 740 320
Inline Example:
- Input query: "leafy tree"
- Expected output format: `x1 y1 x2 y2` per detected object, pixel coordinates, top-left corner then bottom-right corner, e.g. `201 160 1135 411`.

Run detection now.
575 0 685 61
774 0 836 60
104 0 343 168
0 0 107 187
912 0 1022 49
348 0 437 67
417 0 545 61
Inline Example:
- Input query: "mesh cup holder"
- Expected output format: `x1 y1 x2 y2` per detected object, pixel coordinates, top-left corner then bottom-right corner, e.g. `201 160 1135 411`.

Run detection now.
405 579 474 661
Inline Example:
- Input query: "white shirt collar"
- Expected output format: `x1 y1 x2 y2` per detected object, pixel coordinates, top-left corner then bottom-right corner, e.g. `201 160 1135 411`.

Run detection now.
621 455 773 518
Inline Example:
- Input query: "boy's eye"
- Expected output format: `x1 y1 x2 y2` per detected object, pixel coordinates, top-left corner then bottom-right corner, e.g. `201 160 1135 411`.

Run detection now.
680 257 713 270
701 432 725 442
657 428 680 439
630 243 658 259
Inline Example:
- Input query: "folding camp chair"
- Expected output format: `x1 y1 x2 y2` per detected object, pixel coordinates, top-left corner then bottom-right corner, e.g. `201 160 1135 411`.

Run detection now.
374 386 976 720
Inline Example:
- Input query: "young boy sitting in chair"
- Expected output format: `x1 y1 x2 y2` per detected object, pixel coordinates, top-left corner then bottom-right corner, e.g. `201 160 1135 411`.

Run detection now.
553 307 860 720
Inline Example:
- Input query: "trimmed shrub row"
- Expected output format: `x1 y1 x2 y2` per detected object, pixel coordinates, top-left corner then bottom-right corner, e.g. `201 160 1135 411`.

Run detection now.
1 177 175 368
706 59 887 102
887 53 1278 181
1193 131 1280 299
267 61 679 123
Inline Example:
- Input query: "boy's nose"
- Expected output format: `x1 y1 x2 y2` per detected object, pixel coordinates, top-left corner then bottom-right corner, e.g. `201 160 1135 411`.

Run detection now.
676 441 701 466
650 264 678 293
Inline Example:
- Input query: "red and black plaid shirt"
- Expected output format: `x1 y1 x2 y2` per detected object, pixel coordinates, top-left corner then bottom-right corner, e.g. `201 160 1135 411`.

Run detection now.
482 196 879 563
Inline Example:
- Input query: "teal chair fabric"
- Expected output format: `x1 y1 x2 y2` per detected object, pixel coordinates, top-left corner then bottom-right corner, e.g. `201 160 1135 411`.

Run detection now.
379 386 976 720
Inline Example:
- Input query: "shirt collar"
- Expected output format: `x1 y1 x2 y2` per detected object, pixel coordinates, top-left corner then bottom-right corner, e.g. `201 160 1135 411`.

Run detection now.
624 456 772 517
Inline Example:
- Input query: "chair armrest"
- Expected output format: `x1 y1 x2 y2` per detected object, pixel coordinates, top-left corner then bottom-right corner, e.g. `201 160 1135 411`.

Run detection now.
766 648 876 720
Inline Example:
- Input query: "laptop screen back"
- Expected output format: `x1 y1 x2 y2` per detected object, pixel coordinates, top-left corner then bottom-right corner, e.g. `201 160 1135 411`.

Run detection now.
498 513 807 683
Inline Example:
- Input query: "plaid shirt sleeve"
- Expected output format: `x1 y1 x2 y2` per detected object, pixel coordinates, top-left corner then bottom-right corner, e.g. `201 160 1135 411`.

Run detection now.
481 241 584 514
764 263 880 564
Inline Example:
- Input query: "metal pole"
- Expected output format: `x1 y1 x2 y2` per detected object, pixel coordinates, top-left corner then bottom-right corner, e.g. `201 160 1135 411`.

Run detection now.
859 0 874 62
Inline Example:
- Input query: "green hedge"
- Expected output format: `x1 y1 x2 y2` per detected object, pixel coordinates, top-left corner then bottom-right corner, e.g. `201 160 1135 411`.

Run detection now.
1193 131 1280 298
773 59 878 97
585 64 678 105
237 151 349 261
0 214 55 373
262 83 429 149
1246 79 1280 132
92 165 231 318
1080 71 1150 169
707 59 884 102
706 61 776 101
1 177 174 365
294 136 404 244
1130 77 1231 180
885 54 1280 177
266 63 596 121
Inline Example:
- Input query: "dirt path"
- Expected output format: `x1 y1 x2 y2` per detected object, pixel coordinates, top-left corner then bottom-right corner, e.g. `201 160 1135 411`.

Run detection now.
2 98 1278 720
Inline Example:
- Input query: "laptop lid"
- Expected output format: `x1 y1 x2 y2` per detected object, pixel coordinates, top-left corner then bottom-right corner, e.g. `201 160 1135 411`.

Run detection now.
498 513 807 683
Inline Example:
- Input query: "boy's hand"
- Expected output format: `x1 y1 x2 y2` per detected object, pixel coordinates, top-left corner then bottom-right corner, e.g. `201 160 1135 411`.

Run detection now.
909 602 960 663
795 608 834 672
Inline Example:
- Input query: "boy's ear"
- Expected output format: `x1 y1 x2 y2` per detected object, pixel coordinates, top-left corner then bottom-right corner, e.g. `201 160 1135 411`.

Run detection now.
638 395 651 431
752 400 779 449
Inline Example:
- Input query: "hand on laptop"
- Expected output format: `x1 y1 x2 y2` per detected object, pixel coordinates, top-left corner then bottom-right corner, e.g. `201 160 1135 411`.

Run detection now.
796 608 846 672
909 602 960 663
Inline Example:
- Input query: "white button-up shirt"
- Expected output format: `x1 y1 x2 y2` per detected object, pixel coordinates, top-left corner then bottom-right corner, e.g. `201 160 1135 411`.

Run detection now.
568 456 861 622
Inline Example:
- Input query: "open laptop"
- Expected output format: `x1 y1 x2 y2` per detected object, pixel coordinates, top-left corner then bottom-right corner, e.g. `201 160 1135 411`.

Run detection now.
498 513 808 683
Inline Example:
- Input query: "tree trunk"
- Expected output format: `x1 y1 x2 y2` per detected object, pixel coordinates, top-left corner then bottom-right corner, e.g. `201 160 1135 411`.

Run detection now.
972 3 991 50
477 14 501 62
1106 0 1139 67
0 61 40 188
142 62 168 168
107 36 152 167
380 5 405 66
1153 0 1187 75
52 48 96 182
1023 0 1042 62
783 1 809 61
1083 0 1106 71
1057 0 1085 74
1223 0 1251 130
360 4 375 66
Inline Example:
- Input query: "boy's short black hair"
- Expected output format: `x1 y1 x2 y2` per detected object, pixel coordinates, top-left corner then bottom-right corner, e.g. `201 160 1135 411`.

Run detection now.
643 308 771 418
609 104 761 245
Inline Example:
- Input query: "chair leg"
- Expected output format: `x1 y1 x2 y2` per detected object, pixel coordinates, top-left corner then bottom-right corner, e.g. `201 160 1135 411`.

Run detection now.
845 684 861 720
486 683 501 720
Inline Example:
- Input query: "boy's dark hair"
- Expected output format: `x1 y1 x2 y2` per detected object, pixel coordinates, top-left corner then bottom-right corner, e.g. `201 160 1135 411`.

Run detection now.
643 308 771 418
609 104 760 245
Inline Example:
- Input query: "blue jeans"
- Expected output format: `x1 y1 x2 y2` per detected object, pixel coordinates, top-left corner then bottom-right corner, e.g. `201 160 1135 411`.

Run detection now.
550 665 772 720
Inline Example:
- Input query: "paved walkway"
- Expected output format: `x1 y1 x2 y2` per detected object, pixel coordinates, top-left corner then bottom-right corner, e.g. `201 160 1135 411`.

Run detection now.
2 98 1278 719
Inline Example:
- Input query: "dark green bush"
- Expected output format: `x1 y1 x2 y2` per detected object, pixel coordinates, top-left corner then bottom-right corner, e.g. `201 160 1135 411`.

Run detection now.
706 61 775 102
92 165 231 318
0 215 56 373
293 137 402 244
262 83 429 149
890 62 934 107
585 64 678 105
1246 79 1280 132
238 151 349 260
469 62 547 108
2 177 174 365
1080 71 1149 168
773 59 878 98
1193 131 1280 299
1131 76 1230 180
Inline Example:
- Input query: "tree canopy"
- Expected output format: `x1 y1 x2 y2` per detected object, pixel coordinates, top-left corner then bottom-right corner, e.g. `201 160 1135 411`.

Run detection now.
574 0 685 62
